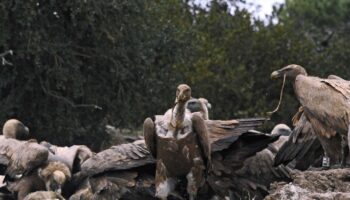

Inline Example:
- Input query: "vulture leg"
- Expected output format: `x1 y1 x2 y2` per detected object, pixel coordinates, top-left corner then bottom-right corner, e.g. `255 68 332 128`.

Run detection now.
155 159 176 200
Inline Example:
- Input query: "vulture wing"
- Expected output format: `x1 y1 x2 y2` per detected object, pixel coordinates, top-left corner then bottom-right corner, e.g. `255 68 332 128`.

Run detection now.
206 117 267 152
208 131 281 197
274 110 323 170
80 140 154 177
295 76 350 136
6 140 49 178
224 148 291 199
143 118 157 158
191 113 211 160
328 74 345 80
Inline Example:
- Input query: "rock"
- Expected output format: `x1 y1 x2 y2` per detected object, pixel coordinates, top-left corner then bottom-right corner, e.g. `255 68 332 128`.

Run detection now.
265 168 350 200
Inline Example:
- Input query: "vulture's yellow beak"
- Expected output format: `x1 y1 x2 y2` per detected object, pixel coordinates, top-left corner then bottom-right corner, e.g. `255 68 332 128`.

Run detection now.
271 70 281 79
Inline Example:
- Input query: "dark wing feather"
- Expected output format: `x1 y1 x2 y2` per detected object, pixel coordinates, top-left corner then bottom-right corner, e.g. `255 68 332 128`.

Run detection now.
191 113 211 160
227 148 291 199
208 131 281 197
274 111 324 170
143 118 157 158
206 117 267 152
80 141 154 177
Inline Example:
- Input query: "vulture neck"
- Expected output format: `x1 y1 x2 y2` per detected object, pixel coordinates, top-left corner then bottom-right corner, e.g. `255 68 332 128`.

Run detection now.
200 103 209 120
291 74 306 91
171 101 187 129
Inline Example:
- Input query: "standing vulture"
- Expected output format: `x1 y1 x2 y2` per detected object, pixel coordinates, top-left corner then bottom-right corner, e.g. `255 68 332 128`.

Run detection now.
144 84 280 199
271 64 350 166
144 84 210 200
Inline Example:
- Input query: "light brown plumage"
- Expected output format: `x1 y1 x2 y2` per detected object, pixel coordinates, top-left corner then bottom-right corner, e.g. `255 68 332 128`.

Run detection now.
144 84 280 199
2 119 29 140
6 173 46 200
74 140 155 200
271 64 350 166
39 161 71 194
23 191 65 200
5 139 49 178
144 84 210 200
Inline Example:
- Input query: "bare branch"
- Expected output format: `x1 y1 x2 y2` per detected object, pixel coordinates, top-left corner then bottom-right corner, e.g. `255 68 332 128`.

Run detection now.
0 50 13 66
38 76 103 110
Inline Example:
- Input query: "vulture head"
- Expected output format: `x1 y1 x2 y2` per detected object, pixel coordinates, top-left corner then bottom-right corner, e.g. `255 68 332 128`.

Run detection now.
2 119 29 140
175 84 191 104
271 64 308 80
271 124 291 136
187 98 211 112
198 98 212 109
39 161 71 194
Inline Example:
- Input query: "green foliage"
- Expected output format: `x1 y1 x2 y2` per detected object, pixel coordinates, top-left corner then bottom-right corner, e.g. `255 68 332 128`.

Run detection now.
0 0 349 149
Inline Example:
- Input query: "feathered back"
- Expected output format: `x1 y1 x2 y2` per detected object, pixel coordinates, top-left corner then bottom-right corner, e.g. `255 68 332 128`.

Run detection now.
6 140 49 178
39 161 71 182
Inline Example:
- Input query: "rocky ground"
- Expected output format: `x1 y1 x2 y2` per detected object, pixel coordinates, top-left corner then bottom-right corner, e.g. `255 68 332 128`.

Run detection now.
265 168 350 200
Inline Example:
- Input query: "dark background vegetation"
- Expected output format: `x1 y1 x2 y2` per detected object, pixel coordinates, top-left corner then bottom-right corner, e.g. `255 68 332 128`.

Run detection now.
0 0 349 150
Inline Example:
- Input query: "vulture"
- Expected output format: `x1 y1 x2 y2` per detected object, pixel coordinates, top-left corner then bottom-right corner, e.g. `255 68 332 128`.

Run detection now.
144 84 280 199
0 138 49 199
144 84 210 200
271 64 349 166
2 119 29 140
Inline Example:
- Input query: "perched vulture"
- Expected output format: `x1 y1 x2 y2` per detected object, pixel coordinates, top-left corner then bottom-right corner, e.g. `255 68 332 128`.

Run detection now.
271 64 350 166
0 138 49 199
143 84 212 200
2 119 29 140
144 84 280 199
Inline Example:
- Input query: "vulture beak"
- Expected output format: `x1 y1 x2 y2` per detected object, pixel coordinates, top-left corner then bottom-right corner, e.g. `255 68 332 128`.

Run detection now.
271 70 281 79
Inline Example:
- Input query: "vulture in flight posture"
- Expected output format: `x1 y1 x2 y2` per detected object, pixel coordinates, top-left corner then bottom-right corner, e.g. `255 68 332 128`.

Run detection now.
144 84 280 199
271 64 350 166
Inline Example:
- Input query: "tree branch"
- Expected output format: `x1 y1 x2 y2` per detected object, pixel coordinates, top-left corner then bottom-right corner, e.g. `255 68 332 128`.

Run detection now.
38 76 103 110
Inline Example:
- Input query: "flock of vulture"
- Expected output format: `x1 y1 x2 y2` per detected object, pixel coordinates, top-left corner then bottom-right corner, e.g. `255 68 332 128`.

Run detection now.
0 64 349 200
